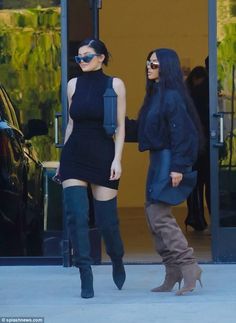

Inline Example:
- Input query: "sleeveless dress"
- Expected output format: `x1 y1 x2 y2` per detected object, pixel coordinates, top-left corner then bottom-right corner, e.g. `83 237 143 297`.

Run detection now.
59 69 119 190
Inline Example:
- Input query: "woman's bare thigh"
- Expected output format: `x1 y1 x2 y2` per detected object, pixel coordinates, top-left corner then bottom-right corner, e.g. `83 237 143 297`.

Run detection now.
91 184 117 201
62 179 88 189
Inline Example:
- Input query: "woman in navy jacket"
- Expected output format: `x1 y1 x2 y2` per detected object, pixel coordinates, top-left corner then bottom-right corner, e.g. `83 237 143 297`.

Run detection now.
127 48 203 295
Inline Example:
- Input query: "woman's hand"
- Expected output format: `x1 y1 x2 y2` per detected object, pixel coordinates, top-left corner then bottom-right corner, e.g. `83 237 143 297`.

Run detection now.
170 172 183 187
52 164 62 184
55 164 60 176
110 159 122 181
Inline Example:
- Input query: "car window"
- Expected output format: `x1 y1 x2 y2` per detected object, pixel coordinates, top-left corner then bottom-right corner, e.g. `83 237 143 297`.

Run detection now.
0 87 20 129
0 132 11 185
0 87 14 125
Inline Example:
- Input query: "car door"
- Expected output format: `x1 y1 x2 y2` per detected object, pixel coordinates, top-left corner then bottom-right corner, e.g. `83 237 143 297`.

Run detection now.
0 86 27 256
0 85 45 256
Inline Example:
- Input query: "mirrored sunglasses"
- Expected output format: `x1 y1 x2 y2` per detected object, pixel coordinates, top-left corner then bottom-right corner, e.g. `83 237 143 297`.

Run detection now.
146 61 160 70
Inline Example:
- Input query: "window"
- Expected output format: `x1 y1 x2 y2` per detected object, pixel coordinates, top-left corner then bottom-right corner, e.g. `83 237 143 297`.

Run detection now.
0 87 14 125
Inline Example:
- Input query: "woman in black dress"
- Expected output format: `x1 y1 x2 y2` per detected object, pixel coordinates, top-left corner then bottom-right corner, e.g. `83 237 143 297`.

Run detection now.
58 39 126 298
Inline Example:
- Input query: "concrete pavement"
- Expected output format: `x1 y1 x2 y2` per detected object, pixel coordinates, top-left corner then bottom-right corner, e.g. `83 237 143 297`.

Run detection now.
0 264 235 323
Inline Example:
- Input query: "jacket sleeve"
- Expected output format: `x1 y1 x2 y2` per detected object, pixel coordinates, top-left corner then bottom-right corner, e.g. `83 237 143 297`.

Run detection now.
164 91 199 173
125 116 138 142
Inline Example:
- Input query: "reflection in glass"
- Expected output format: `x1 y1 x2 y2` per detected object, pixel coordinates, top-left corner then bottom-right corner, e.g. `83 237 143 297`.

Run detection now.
0 2 61 161
0 1 62 257
217 0 236 226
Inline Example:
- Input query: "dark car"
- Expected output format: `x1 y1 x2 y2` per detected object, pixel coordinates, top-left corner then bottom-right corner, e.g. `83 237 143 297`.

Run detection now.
0 84 48 256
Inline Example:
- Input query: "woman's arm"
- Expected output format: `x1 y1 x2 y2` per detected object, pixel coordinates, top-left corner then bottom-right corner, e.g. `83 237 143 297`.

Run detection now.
55 78 76 177
165 91 198 173
110 77 126 180
63 78 77 145
165 91 198 187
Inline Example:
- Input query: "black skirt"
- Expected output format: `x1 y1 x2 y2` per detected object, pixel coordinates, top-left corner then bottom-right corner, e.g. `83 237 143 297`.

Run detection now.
59 125 119 190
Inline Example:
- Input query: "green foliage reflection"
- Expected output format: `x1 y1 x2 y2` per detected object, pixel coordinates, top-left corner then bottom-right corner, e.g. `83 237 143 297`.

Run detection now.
0 7 61 161
217 0 236 168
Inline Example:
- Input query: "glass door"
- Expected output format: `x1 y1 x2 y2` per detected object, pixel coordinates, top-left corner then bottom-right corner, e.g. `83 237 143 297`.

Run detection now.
209 0 236 262
0 0 97 265
0 0 62 265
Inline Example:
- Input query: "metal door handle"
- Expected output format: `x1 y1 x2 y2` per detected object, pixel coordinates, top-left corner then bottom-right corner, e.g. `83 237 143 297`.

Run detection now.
54 112 63 148
213 112 224 147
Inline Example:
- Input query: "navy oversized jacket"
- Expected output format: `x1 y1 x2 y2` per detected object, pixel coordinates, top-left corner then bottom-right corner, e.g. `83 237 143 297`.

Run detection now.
126 89 199 173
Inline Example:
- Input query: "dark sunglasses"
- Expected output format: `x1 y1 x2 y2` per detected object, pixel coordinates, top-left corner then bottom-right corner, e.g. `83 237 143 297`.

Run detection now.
74 53 100 64
146 60 160 70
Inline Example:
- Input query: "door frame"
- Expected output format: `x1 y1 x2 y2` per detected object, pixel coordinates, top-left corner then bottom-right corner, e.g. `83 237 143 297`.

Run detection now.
209 0 236 263
208 0 219 262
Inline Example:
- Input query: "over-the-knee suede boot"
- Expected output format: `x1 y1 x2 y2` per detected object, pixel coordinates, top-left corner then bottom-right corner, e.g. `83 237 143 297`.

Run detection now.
151 265 182 292
93 197 126 290
176 263 202 295
146 203 202 294
63 186 94 298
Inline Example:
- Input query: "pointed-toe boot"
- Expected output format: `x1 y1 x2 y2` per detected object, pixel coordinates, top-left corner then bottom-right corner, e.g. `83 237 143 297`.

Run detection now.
176 263 202 296
112 259 126 290
79 266 94 298
94 197 126 290
151 265 183 292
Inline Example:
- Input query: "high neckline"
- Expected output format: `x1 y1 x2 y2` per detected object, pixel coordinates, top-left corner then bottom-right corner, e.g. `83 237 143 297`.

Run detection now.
81 68 104 79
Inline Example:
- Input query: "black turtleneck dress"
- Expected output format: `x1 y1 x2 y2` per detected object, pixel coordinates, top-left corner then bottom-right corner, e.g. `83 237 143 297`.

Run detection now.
59 69 119 189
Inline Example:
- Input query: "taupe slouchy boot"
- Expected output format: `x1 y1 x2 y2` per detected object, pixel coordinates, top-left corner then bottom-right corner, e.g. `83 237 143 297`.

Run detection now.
145 203 201 293
176 263 202 295
151 265 182 292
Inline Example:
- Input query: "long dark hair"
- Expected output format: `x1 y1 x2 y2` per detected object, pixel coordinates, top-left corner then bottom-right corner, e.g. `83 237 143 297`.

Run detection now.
78 38 110 66
186 65 208 95
139 48 205 150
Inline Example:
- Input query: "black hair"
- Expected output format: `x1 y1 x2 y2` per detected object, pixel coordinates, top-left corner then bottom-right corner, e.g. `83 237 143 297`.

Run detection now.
78 38 110 66
186 66 208 92
141 48 195 111
205 56 209 72
139 48 205 152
